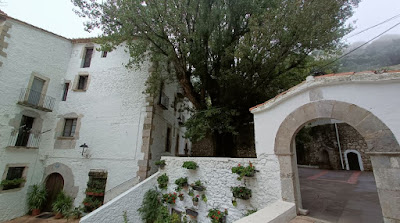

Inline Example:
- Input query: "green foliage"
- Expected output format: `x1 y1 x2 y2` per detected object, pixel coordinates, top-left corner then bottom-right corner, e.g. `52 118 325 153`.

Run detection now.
201 194 207 203
123 211 128 223
67 206 84 219
174 177 188 192
231 162 256 181
72 0 359 151
83 197 102 211
244 209 258 217
162 193 177 205
27 184 47 210
155 160 166 166
85 187 105 194
232 200 237 207
184 107 238 142
52 191 73 215
138 189 162 223
208 208 228 223
188 189 194 197
157 174 169 190
231 186 252 200
87 178 106 190
182 161 197 170
192 195 200 202
1 178 25 186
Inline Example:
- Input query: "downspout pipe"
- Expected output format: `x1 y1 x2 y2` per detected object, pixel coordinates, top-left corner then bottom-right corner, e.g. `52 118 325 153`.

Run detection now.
335 123 345 170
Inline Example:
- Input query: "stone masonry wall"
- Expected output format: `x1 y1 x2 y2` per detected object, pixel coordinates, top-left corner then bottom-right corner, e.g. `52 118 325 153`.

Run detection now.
296 123 372 171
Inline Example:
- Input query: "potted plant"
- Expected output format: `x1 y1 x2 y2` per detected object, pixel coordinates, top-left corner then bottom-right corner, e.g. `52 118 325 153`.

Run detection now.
178 193 184 201
175 177 188 191
201 194 207 202
155 160 166 168
182 161 197 170
191 180 206 191
85 187 105 196
192 195 199 206
52 191 73 219
208 208 228 223
0 178 26 190
162 192 177 204
231 186 252 200
157 174 169 190
68 206 84 219
27 184 47 216
231 162 256 181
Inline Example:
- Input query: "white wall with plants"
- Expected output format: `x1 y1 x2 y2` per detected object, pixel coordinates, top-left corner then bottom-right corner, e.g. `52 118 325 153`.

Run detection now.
81 155 281 223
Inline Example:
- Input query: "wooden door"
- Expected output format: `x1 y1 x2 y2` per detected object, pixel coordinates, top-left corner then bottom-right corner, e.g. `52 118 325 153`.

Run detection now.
44 173 64 211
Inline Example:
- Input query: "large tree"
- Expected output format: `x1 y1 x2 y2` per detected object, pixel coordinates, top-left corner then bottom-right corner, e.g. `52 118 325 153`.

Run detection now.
73 0 359 156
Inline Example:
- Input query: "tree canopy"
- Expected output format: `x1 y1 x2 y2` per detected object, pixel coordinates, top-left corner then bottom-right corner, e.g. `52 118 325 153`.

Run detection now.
73 0 359 156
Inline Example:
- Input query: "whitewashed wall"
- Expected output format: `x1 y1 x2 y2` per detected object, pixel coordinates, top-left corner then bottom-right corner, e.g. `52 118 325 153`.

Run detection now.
44 42 151 207
252 73 400 155
81 156 281 223
0 18 72 221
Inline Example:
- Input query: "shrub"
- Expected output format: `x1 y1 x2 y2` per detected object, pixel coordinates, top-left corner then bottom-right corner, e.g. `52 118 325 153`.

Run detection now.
182 161 197 170
138 189 162 223
231 162 256 181
157 174 169 190
155 160 166 166
244 209 258 217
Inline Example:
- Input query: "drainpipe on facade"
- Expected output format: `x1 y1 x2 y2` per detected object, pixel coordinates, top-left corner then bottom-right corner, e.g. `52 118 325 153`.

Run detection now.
335 123 345 169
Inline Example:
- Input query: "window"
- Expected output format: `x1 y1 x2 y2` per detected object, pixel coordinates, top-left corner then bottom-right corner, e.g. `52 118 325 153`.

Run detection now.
82 47 93 68
62 118 77 137
2 167 25 190
165 127 171 152
77 75 88 90
62 83 69 101
15 116 34 147
101 51 108 58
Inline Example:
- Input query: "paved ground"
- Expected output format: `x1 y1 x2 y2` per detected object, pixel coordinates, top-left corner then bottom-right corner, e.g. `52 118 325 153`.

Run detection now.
297 168 383 223
5 214 80 223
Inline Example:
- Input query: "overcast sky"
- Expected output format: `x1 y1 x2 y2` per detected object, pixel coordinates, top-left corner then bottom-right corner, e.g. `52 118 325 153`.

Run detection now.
1 0 400 43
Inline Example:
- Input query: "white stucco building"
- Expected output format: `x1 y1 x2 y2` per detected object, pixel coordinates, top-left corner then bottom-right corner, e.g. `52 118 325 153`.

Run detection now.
0 11 191 221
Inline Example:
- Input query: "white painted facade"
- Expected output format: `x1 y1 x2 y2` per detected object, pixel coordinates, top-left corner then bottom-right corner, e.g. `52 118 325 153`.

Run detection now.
81 155 281 223
0 14 191 222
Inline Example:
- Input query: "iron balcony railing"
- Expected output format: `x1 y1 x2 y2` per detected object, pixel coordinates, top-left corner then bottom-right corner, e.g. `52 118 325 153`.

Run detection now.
17 88 55 112
8 129 41 148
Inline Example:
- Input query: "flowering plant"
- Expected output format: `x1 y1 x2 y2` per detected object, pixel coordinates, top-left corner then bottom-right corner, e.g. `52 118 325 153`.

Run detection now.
231 162 256 180
192 195 200 202
231 186 252 200
162 192 177 204
208 208 228 223
178 193 184 201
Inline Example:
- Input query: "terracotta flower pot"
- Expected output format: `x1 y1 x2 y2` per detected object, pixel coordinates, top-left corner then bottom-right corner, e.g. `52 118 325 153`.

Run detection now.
193 201 198 206
179 197 184 201
31 209 40 216
55 212 63 219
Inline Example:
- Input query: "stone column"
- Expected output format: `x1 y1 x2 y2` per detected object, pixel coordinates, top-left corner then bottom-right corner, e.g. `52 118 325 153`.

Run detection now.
369 152 400 223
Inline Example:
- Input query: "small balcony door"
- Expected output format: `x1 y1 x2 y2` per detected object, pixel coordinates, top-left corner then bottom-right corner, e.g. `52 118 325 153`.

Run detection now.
28 77 45 106
15 115 34 147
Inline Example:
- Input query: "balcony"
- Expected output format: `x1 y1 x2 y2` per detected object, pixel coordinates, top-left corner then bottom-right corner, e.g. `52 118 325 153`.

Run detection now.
17 88 55 112
7 129 41 149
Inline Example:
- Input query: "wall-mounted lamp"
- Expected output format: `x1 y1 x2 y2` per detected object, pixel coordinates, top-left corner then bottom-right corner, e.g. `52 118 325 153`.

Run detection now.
79 143 89 156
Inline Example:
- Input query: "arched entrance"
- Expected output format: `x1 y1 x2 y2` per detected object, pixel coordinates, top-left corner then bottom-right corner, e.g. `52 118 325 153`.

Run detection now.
273 100 400 222
344 150 364 171
44 173 64 211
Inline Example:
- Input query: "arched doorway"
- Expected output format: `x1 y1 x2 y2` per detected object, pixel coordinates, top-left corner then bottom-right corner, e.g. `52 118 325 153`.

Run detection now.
44 173 64 211
347 152 360 170
273 100 400 222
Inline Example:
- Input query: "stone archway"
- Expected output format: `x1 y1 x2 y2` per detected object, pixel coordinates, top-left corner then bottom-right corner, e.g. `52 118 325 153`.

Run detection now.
274 100 400 222
43 162 78 199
